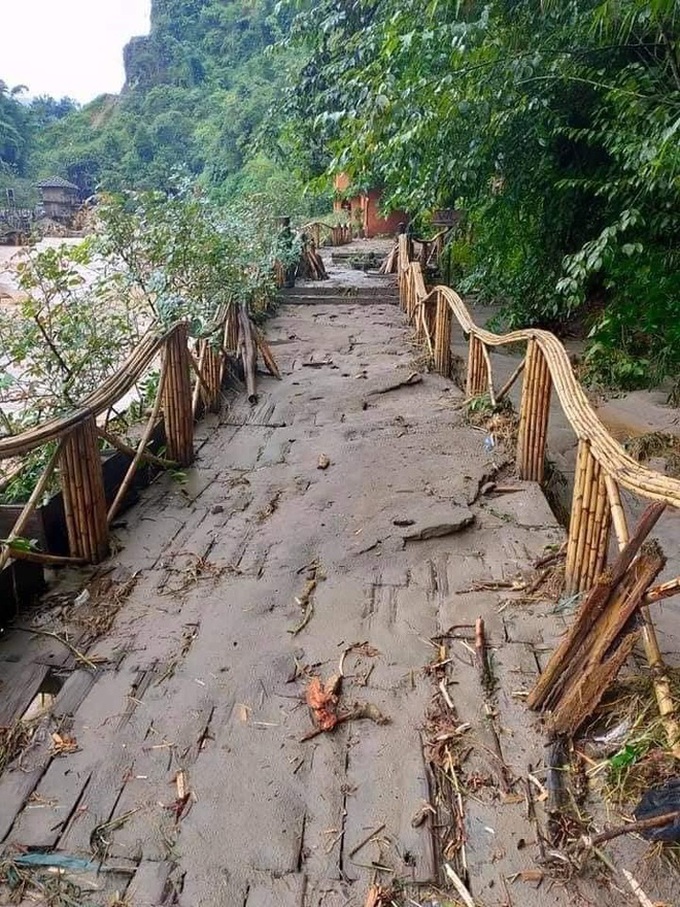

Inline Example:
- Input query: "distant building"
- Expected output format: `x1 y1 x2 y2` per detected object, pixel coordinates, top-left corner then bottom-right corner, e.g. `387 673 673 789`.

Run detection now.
37 177 80 223
333 173 407 238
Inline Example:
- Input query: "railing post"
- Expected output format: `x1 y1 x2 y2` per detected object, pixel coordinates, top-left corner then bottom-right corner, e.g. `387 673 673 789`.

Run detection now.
433 293 452 377
466 334 487 397
565 439 611 594
163 323 195 467
199 339 223 413
59 416 109 562
516 338 552 482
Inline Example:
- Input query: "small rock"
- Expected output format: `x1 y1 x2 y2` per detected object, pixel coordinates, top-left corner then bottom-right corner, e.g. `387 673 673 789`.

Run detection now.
402 506 475 541
317 454 331 470
392 517 415 527
211 504 224 514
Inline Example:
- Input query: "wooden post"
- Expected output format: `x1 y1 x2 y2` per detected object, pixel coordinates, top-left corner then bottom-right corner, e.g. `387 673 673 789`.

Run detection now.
516 339 552 482
564 440 611 594
59 417 109 562
433 292 452 377
163 323 194 467
466 334 486 397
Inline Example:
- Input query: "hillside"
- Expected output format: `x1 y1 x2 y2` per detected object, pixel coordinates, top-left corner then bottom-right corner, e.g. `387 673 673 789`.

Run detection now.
28 0 297 202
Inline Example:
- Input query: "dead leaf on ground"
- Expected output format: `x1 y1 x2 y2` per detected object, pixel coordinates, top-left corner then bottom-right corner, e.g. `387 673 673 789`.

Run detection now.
50 732 79 755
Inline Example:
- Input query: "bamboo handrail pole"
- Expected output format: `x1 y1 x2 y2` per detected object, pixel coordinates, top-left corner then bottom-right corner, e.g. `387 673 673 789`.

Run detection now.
108 361 168 525
0 437 65 573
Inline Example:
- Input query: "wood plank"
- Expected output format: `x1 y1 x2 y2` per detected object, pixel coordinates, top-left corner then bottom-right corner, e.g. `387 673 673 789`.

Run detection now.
246 873 307 906
0 669 96 844
0 661 50 726
125 860 174 907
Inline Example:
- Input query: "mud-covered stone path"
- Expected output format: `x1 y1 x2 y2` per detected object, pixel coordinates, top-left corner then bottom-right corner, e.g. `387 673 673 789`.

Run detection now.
0 256 677 907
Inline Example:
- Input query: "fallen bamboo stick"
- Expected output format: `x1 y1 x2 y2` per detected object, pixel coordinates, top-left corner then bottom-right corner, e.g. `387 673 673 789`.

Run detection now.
252 323 281 379
496 358 526 404
0 437 65 573
107 362 168 525
96 427 175 469
580 810 680 849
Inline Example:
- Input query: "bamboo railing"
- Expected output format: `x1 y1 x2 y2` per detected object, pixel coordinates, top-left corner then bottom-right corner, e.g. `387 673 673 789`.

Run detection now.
398 235 680 599
398 235 680 754
301 221 353 249
0 304 264 572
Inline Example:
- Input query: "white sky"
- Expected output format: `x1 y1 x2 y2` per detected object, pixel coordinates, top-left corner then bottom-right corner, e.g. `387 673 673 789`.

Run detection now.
2 0 151 103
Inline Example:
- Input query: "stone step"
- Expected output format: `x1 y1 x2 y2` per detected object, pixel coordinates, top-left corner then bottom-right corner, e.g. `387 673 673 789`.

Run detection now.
278 293 399 306
281 284 398 298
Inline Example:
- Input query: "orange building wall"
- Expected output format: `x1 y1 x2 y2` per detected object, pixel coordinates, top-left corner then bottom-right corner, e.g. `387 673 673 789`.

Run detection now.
333 175 407 238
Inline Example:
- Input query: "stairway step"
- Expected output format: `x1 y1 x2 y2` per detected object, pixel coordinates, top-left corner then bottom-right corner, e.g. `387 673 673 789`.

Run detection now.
282 284 398 297
278 294 399 306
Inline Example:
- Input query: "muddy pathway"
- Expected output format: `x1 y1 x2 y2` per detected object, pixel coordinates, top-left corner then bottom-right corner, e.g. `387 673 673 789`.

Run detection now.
0 257 677 906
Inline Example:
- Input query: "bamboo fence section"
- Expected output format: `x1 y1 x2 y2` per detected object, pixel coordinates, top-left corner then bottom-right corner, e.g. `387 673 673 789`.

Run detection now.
1 298 280 570
396 235 680 755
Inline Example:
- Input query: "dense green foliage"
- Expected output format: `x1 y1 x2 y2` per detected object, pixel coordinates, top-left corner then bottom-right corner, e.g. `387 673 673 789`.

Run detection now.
279 0 680 387
27 0 305 205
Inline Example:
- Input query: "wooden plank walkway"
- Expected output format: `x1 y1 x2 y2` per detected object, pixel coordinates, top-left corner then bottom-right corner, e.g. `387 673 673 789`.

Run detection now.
0 263 677 906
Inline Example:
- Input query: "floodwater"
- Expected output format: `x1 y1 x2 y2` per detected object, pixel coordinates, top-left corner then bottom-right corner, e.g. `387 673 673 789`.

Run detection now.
0 237 88 306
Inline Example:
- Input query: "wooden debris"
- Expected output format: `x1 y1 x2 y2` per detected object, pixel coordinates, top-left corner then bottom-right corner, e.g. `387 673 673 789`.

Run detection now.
252 323 281 379
288 566 319 635
528 506 668 736
297 237 328 280
348 822 386 858
579 809 680 849
444 862 476 907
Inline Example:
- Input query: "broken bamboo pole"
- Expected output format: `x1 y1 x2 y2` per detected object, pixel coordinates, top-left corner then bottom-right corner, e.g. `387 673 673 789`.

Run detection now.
529 502 666 713
466 335 486 398
162 323 194 466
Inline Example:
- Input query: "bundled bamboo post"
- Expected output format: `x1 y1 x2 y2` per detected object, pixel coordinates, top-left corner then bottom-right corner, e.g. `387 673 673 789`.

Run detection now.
564 440 611 594
59 416 109 562
162 323 195 467
466 334 487 397
433 292 452 377
516 339 552 482
224 303 239 353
